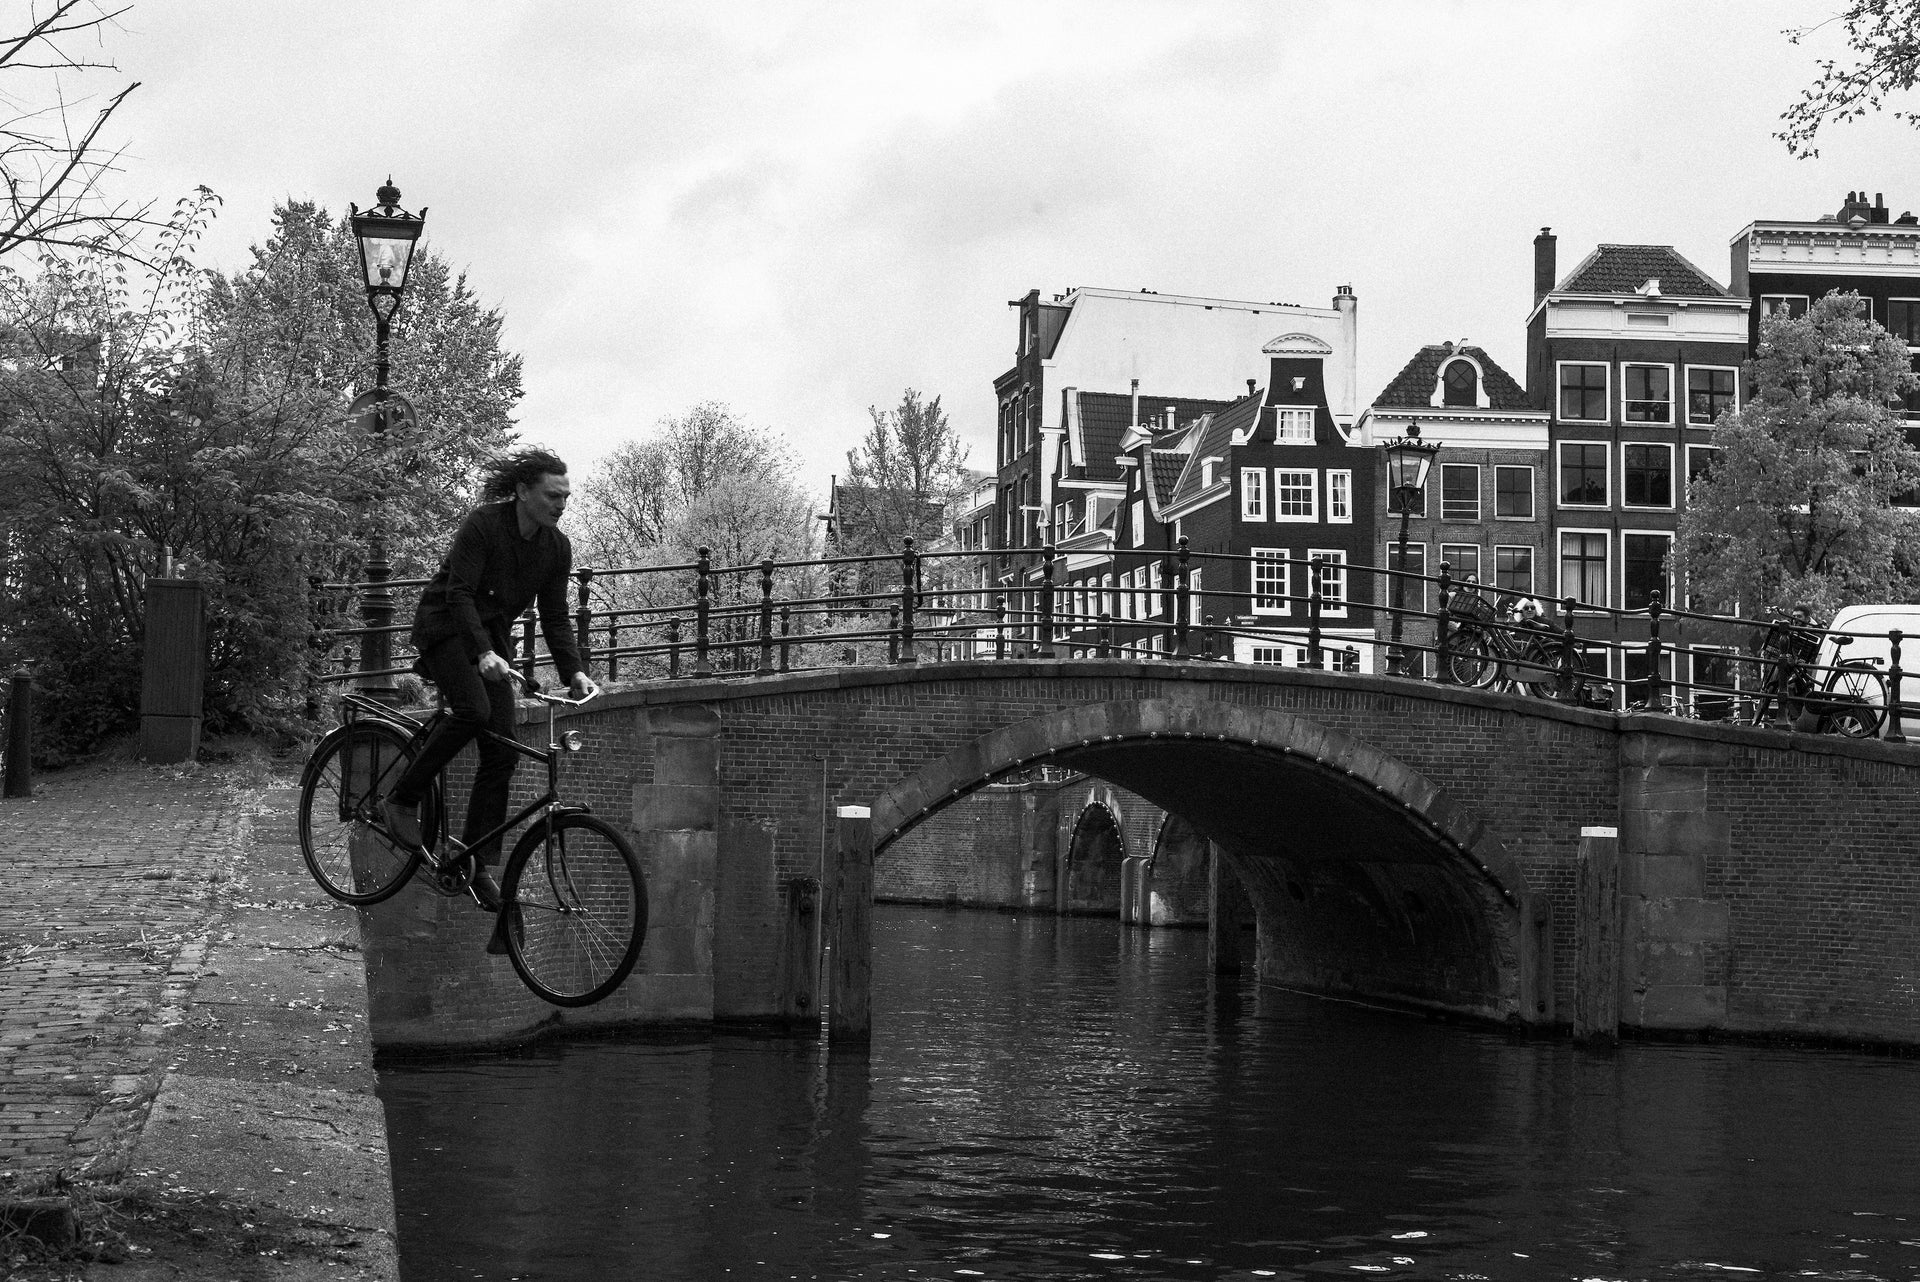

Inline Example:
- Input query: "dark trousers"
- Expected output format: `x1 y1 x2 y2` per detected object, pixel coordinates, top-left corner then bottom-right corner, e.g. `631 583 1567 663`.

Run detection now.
387 637 519 864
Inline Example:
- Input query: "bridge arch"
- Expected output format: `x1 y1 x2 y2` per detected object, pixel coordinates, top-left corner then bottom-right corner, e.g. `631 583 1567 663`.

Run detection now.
872 697 1529 1019
1063 800 1126 916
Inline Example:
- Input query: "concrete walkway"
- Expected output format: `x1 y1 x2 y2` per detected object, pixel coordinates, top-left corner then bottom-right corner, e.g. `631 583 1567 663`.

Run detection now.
0 759 397 1280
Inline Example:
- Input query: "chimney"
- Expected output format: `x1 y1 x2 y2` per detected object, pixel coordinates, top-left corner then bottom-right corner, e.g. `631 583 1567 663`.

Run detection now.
1247 378 1257 399
1164 405 1175 432
1533 227 1557 306
1332 284 1358 423
1130 377 1140 430
1874 192 1890 224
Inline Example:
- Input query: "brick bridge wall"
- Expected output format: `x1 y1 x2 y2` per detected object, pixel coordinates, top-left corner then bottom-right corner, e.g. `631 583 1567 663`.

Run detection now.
361 658 1920 1050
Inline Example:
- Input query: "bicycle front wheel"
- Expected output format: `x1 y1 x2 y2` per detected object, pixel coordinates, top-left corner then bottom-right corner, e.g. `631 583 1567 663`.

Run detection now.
1446 630 1496 687
500 813 648 1007
298 720 431 905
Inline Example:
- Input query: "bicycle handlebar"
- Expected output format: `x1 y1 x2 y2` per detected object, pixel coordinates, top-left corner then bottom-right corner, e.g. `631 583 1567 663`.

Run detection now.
506 670 600 707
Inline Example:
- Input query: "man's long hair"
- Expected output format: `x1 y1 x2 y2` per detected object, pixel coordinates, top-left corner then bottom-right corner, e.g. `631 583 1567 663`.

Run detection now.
480 446 568 502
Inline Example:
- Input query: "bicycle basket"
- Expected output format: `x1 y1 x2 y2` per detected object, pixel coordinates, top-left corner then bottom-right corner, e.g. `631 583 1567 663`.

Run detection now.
1757 620 1819 662
1447 589 1496 622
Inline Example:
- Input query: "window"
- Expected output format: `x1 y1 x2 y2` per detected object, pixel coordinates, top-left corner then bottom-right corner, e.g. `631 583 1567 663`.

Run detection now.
1240 467 1267 521
1559 531 1608 608
1275 469 1317 520
1442 359 1477 406
1622 532 1672 611
1130 500 1144 546
1690 648 1738 721
1494 545 1534 594
1889 299 1920 346
1623 364 1673 423
1760 294 1808 321
1559 442 1608 506
1275 407 1314 443
1623 443 1673 508
1623 649 1675 710
1328 470 1352 522
1687 445 1720 489
1687 367 1737 424
1440 464 1480 521
1252 548 1290 614
1147 561 1163 617
1250 646 1287 666
1495 466 1534 519
1386 542 1428 615
1438 542 1479 583
1558 362 1608 422
1101 572 1114 618
1388 476 1427 516
1309 549 1348 617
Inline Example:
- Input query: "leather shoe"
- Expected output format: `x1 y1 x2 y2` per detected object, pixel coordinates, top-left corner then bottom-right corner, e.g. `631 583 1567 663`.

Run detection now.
486 903 522 956
469 867 503 914
382 798 424 849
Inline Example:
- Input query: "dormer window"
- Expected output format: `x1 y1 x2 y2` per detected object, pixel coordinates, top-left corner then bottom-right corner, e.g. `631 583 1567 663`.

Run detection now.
1442 360 1477 407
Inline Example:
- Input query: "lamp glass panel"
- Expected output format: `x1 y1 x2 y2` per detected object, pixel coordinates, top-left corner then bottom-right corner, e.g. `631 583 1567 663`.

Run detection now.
359 231 416 291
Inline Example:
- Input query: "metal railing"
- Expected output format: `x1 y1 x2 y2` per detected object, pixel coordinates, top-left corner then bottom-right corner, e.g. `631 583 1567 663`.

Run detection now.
311 538 1919 743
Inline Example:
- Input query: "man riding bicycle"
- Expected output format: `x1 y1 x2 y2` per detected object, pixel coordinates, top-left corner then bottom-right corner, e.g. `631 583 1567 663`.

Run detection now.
382 447 600 911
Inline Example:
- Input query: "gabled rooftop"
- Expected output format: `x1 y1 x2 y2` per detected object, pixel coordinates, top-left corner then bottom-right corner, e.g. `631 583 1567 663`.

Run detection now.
1073 390 1237 483
1372 343 1532 412
1556 244 1732 299
1167 391 1263 510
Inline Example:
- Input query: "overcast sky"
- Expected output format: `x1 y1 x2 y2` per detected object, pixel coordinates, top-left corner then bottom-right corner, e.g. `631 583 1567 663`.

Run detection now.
92 2 1920 499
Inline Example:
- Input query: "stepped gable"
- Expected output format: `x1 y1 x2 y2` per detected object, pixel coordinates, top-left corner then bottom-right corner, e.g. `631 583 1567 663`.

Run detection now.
1372 343 1531 411
1557 244 1733 298
1076 391 1237 482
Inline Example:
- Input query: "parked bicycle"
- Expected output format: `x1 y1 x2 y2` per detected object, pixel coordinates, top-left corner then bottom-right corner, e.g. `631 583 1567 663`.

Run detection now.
297 674 647 1007
1442 587 1590 703
1747 610 1886 738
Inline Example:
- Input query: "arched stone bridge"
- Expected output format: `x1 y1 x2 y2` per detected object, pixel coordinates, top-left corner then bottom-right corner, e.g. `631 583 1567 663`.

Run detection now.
362 659 1920 1051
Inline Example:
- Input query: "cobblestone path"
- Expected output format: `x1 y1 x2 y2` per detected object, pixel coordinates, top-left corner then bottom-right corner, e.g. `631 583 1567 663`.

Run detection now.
0 762 247 1188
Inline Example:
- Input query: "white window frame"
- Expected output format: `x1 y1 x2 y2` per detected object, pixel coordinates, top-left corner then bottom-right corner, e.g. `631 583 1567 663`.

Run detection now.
1327 469 1352 522
1557 440 1610 509
1275 407 1315 444
1759 294 1809 322
1308 548 1348 618
1558 527 1611 611
1274 468 1319 522
1147 560 1163 617
1621 362 1675 425
1130 500 1145 547
1685 364 1740 426
1556 360 1610 424
1250 645 1288 667
1494 464 1535 521
1101 572 1114 619
1439 462 1481 522
1240 467 1267 521
1493 544 1534 595
1621 441 1676 511
1440 542 1482 587
1251 547 1291 616
1687 645 1742 719
1620 528 1674 612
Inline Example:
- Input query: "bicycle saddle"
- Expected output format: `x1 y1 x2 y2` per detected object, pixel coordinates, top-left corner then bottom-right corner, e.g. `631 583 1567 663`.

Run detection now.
1834 635 1854 647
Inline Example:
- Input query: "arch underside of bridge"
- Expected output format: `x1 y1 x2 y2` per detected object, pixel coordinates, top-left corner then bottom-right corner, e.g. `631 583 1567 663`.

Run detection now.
873 700 1528 1024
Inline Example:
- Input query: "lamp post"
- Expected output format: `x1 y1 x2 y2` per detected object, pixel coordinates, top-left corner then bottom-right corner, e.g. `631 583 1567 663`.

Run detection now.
1381 422 1441 677
347 179 425 699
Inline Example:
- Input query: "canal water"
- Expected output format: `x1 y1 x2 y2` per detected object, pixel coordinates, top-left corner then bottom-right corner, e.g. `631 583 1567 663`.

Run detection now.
380 906 1920 1281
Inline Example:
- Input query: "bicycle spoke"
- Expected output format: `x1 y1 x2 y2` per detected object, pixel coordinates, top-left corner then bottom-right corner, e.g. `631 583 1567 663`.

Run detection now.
502 815 647 1007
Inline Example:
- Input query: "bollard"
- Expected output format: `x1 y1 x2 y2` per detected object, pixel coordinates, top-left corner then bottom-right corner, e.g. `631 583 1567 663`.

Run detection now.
4 670 30 798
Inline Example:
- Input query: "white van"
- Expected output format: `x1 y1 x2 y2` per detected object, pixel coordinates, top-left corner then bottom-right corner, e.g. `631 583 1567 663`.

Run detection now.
1815 604 1920 739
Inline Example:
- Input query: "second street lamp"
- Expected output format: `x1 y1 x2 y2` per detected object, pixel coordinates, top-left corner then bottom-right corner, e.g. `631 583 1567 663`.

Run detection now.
348 179 427 699
1381 422 1441 677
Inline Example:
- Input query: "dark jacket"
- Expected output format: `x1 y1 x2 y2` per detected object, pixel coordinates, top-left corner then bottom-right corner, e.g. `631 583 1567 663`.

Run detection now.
410 500 585 683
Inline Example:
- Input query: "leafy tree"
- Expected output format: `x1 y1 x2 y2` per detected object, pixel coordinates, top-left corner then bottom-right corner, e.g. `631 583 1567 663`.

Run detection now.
1676 291 1920 620
836 388 969 554
1778 0 1920 156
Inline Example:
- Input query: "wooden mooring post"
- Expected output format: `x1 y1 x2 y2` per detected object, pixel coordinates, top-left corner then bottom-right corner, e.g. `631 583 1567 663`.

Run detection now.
1573 825 1621 1045
829 805 874 1043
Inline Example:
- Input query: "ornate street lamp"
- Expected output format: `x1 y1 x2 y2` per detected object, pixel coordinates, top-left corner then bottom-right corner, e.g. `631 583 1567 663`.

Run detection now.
347 179 426 698
1381 422 1441 677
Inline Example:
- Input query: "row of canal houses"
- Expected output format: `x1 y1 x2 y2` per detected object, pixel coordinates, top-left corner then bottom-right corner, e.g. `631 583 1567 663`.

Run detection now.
961 189 1920 702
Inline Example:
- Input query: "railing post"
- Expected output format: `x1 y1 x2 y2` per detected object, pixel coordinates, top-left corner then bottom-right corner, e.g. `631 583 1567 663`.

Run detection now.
1173 536 1191 658
574 567 594 670
994 594 1007 660
1203 615 1216 660
779 605 792 674
1646 591 1665 712
1560 595 1580 704
520 612 537 685
1097 612 1113 658
1038 543 1057 658
898 537 917 664
1307 556 1324 671
4 669 31 798
667 616 682 679
693 546 713 677
606 619 620 682
757 558 776 675
888 604 900 664
1434 561 1453 684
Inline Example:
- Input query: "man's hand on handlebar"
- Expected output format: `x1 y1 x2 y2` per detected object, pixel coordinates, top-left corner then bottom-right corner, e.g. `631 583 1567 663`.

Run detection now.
478 650 514 683
569 672 601 702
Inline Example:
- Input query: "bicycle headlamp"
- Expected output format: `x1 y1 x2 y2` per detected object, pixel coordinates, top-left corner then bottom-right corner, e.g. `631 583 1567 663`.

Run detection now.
561 730 585 753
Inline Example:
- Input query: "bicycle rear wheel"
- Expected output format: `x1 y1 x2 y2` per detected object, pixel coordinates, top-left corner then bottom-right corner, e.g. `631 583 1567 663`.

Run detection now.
500 813 648 1007
1824 661 1887 738
1446 630 1496 687
298 720 432 905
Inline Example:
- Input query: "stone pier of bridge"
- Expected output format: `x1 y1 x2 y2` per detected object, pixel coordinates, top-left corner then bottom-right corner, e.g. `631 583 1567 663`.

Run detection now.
357 658 1920 1052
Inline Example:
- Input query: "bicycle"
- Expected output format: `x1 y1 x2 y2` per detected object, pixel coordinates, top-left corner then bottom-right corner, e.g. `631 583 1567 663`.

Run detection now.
297 673 648 1007
1442 588 1590 704
1747 613 1886 738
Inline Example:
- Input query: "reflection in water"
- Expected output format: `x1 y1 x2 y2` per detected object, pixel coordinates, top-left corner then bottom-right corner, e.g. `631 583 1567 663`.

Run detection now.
381 906 1920 1280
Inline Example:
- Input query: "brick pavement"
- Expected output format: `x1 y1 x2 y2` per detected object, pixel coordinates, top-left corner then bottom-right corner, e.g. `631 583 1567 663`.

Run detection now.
0 761 247 1189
